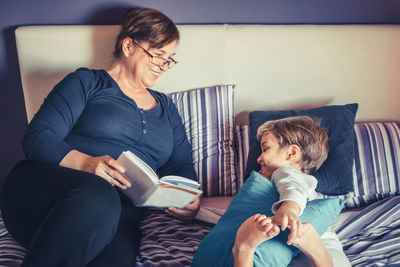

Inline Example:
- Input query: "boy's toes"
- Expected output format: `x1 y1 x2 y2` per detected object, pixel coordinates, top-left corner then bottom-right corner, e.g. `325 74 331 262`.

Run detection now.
265 225 280 239
254 214 267 222
266 225 280 238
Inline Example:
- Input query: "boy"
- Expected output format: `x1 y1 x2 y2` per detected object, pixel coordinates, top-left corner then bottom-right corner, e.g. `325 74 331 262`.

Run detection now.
232 116 350 267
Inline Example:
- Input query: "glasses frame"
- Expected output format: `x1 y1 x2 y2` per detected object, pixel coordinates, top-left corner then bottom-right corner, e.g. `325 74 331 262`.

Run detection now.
133 40 178 69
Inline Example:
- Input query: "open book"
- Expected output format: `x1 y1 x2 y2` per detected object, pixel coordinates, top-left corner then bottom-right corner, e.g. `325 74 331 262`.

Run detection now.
117 151 203 209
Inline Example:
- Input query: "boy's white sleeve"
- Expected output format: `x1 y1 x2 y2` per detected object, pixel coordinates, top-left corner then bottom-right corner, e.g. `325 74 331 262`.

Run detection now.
271 166 318 215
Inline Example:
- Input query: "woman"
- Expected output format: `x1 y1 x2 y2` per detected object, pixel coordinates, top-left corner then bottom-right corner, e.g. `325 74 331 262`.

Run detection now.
0 8 200 267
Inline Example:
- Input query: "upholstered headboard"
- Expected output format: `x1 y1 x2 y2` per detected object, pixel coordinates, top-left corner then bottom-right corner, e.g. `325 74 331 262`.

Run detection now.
15 24 400 123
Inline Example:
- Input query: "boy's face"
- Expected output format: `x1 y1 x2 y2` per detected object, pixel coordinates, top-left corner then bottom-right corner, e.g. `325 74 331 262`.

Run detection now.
257 132 289 179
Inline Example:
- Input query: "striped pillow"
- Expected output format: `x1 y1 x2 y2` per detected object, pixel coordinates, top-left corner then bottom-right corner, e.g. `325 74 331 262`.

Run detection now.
338 122 400 208
235 122 400 209
169 85 238 197
235 125 249 189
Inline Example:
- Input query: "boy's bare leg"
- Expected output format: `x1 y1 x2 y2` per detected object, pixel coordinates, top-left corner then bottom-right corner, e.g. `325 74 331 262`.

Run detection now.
233 214 280 267
291 223 333 267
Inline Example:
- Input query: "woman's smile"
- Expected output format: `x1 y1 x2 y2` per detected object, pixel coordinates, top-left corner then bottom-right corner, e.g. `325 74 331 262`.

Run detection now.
150 69 161 79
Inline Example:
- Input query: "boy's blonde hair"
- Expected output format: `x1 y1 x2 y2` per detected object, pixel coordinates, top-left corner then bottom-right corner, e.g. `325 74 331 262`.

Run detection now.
257 116 329 174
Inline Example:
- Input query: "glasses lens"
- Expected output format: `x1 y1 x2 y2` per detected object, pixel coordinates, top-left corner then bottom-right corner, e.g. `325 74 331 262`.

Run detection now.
151 56 177 69
151 56 163 66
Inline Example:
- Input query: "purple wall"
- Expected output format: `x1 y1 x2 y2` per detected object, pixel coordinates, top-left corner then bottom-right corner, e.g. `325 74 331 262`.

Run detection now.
1 0 400 186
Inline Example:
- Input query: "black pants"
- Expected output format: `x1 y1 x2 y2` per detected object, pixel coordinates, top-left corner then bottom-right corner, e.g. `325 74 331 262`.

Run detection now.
0 160 145 267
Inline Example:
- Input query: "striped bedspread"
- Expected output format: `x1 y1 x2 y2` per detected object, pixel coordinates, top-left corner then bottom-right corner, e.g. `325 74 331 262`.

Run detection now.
1 197 400 266
0 209 213 267
136 210 213 266
0 218 25 267
336 195 400 267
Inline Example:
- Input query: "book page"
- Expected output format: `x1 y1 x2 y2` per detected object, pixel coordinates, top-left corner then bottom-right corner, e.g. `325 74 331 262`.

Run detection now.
142 184 202 209
117 151 203 208
117 151 159 205
123 151 158 183
160 175 200 189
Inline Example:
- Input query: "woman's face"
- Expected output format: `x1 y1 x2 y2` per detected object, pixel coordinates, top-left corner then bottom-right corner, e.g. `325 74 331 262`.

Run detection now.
125 39 177 89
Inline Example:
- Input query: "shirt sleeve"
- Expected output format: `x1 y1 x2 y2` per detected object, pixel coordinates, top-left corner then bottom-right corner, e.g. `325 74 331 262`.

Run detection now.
157 97 198 181
271 166 318 216
22 68 94 164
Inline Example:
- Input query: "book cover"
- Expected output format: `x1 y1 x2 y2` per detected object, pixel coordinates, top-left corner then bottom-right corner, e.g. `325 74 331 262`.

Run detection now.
117 151 203 209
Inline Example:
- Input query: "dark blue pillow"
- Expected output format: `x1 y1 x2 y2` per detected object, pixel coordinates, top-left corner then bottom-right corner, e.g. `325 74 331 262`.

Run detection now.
245 103 358 195
192 171 345 267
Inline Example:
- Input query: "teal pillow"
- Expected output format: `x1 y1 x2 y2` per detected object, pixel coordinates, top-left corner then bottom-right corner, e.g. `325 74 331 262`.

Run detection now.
192 171 344 267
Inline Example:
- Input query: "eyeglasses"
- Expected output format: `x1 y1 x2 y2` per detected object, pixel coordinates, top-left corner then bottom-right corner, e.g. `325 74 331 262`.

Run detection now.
133 40 178 69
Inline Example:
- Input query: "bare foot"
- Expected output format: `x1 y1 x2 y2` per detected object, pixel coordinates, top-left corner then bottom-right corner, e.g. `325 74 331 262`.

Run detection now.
233 214 280 252
291 223 333 267
233 214 280 267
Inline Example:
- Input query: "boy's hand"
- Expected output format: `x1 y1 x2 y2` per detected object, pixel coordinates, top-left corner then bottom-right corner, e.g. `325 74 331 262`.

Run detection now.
271 201 303 245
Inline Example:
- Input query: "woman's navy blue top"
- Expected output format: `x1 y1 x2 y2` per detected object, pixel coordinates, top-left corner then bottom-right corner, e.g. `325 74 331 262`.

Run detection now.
23 68 197 180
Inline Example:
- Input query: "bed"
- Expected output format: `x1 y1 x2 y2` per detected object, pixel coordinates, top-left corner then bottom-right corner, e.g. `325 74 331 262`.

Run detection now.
1 24 400 266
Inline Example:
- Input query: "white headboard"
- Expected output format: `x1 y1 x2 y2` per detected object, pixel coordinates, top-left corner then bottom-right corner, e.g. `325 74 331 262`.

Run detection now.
15 24 400 124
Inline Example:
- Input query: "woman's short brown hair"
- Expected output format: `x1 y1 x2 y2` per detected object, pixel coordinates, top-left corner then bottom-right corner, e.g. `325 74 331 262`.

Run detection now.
113 8 180 59
257 116 329 174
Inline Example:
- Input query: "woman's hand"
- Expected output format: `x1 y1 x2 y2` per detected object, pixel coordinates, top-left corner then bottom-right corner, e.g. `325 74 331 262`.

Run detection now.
165 197 201 221
81 155 132 189
60 150 131 189
291 223 333 267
